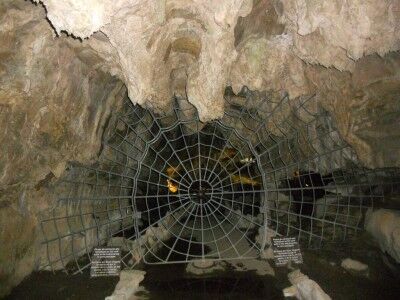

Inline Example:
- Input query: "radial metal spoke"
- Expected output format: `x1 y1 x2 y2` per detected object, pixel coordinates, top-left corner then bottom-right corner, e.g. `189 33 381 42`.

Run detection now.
38 94 398 272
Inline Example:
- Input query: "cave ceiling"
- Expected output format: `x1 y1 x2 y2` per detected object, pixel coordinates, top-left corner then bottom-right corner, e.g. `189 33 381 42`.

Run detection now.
29 0 400 168
32 0 399 117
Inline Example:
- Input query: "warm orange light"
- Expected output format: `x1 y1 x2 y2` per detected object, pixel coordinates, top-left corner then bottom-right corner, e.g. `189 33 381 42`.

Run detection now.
166 166 180 178
167 179 178 193
221 148 237 160
231 174 260 186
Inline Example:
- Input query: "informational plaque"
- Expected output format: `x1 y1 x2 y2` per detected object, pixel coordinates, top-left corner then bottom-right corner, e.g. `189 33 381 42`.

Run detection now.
90 247 121 277
272 237 303 266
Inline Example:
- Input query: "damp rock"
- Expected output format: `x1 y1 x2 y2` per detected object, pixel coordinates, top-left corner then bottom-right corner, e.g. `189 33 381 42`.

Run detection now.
255 226 277 247
268 192 291 217
284 270 331 300
1 0 400 298
365 209 400 263
230 209 258 229
185 260 227 275
283 285 299 298
261 247 275 260
229 259 275 276
341 258 368 273
315 195 339 219
107 237 131 252
105 270 146 300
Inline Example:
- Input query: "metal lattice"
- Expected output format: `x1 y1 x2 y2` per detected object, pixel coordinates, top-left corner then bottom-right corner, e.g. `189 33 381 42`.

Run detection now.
39 89 400 272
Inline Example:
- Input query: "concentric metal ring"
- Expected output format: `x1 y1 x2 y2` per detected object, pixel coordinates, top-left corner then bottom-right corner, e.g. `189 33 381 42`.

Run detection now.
38 91 400 272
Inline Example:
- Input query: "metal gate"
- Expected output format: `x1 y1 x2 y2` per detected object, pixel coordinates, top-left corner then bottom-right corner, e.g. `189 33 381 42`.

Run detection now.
39 89 399 272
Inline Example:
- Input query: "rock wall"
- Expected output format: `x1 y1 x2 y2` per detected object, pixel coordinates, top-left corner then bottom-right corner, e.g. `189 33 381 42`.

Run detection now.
1 0 400 296
0 1 126 296
231 0 400 168
33 0 254 121
31 0 400 168
279 0 400 72
365 209 400 263
306 54 400 168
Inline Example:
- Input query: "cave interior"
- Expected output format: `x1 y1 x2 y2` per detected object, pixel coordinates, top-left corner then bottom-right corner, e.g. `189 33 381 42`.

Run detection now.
1 1 400 299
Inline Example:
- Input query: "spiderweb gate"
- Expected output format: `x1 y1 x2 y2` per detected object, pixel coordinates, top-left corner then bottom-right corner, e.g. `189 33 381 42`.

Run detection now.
39 89 400 272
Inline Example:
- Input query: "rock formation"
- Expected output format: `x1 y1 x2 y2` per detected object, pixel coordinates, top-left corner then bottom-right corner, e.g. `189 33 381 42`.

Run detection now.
0 1 126 295
365 209 400 263
30 0 400 167
0 0 399 296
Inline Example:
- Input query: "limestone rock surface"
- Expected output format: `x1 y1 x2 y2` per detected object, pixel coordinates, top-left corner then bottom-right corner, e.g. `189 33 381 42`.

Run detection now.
30 0 400 168
279 0 400 71
285 270 332 300
105 270 146 300
0 0 126 296
34 0 253 121
1 0 400 296
341 258 368 273
365 209 400 263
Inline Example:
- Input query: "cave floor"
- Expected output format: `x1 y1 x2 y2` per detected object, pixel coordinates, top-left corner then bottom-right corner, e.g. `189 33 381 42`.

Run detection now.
5 233 400 300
